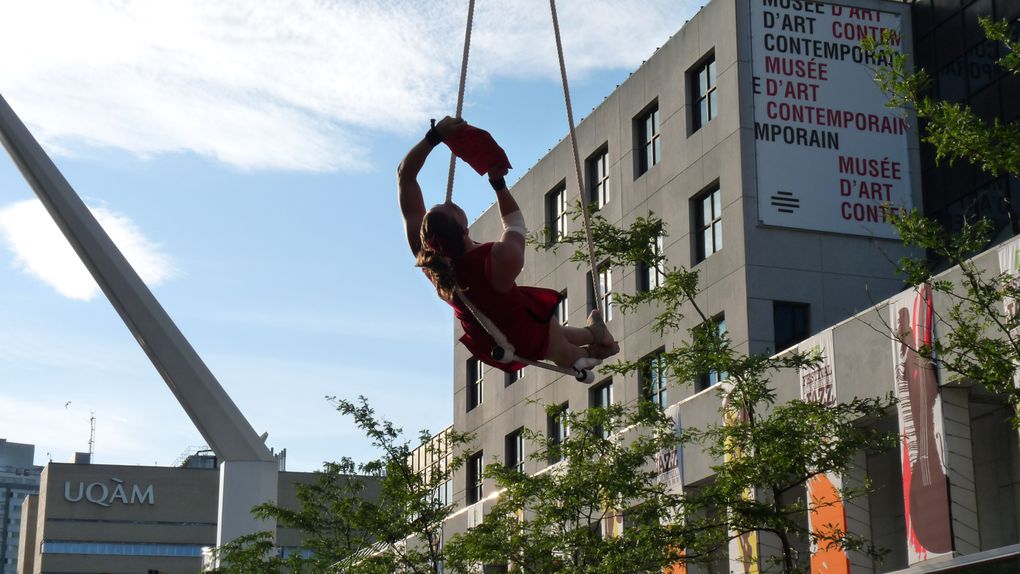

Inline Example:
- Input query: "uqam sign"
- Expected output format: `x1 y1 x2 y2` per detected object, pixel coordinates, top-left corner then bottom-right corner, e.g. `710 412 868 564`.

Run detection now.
64 479 155 507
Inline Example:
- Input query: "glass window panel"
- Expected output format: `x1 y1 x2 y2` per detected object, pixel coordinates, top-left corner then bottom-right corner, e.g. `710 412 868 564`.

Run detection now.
712 189 721 217
709 90 718 120
699 68 708 94
713 221 723 252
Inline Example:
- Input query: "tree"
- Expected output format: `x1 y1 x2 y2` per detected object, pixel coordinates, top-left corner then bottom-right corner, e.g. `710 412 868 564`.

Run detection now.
443 402 691 574
864 19 1020 417
211 396 472 574
448 210 895 574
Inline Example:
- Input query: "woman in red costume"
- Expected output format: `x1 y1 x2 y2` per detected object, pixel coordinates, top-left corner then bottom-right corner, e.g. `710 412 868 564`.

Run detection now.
397 116 618 374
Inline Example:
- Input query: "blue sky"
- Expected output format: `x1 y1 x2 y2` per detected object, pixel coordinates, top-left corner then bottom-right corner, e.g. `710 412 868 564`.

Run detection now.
0 1 698 471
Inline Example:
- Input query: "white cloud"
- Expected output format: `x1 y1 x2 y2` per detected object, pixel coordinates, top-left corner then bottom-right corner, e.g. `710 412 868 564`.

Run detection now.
0 199 176 300
0 1 697 172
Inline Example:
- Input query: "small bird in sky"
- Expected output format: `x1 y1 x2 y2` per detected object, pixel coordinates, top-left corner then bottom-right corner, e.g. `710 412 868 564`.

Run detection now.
64 401 71 409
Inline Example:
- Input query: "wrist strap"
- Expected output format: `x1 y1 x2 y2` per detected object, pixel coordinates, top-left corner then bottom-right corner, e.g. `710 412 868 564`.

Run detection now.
425 119 442 147
489 176 506 191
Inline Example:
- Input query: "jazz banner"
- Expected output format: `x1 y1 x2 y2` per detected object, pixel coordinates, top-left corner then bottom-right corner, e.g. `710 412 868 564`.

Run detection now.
798 330 850 574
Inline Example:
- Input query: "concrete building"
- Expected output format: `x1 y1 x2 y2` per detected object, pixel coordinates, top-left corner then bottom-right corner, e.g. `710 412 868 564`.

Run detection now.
17 456 317 574
440 0 1020 572
0 440 41 574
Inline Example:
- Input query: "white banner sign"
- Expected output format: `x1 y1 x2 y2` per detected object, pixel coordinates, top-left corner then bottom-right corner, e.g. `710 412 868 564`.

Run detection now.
798 329 836 406
750 0 913 238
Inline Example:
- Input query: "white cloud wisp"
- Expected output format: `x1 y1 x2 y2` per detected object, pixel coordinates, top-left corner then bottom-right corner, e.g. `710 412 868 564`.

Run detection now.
0 199 175 300
0 1 697 172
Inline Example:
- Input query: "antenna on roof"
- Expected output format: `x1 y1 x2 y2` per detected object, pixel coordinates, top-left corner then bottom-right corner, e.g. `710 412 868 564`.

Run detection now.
88 410 96 461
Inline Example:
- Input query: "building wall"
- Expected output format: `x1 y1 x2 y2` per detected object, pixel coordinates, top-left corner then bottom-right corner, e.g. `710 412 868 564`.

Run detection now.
451 0 915 524
20 463 326 574
0 440 41 574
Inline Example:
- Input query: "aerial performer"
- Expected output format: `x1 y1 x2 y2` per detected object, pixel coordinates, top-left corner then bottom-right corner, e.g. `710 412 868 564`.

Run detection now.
397 116 619 376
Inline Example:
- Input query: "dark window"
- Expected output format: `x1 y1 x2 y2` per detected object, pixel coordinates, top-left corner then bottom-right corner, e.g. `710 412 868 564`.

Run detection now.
505 368 523 386
505 428 525 473
556 290 569 326
695 316 727 393
638 234 666 292
641 351 668 410
587 263 613 321
635 103 660 177
467 451 483 504
545 182 568 244
587 145 610 208
590 379 614 438
694 185 722 262
691 54 718 132
467 358 483 411
773 301 811 351
548 403 570 463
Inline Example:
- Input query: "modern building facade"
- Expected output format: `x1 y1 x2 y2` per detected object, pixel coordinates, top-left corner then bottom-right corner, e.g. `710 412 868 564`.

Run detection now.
17 456 318 574
0 440 41 574
441 0 1020 572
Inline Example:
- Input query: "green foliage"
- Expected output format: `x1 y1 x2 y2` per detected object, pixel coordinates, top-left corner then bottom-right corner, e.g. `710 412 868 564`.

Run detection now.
444 402 691 574
867 19 1020 416
469 205 896 573
865 20 1020 176
211 396 473 574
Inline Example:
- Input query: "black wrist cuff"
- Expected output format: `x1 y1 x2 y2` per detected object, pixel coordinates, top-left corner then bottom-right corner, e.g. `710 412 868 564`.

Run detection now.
489 176 506 191
425 119 442 147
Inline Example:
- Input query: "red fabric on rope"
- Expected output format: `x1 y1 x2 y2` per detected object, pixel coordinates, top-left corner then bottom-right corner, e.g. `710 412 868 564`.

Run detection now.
443 123 512 176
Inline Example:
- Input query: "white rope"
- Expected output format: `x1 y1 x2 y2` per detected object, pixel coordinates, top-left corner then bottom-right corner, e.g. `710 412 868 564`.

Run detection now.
549 0 603 313
445 0 476 204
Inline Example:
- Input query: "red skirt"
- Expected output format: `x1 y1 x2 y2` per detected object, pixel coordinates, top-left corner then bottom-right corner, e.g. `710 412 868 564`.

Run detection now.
457 286 562 373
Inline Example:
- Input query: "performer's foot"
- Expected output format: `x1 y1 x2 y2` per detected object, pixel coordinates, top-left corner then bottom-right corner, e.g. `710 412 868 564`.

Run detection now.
586 310 620 359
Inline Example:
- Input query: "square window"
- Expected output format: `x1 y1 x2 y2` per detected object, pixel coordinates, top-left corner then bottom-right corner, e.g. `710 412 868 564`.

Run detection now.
467 358 483 411
635 103 660 177
639 234 666 292
587 263 613 322
467 451 483 504
640 351 668 410
690 54 718 132
545 182 568 244
548 403 570 463
587 145 610 208
694 185 722 262
773 301 810 351
695 315 727 392
505 428 525 473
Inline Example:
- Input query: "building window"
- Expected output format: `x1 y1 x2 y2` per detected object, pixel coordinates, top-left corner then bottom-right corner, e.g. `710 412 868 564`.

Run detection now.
505 368 523 386
467 358 483 411
588 145 610 208
695 315 727 393
548 403 570 463
641 351 668 410
639 234 666 292
587 264 613 322
635 103 660 177
694 185 722 262
773 301 810 351
467 451 483 504
557 290 569 325
506 428 525 473
590 379 614 438
691 53 718 132
546 182 568 244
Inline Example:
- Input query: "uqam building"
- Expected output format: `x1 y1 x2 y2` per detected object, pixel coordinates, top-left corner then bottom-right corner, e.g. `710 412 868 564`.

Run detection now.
425 0 1020 573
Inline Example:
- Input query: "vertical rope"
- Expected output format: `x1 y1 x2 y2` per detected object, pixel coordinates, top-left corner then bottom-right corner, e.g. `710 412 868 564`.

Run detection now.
445 0 476 204
549 0 603 313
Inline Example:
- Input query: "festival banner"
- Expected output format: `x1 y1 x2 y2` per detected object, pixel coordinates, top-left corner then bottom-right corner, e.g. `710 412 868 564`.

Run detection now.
998 237 1020 385
889 285 953 563
798 329 850 574
749 0 912 237
655 403 684 493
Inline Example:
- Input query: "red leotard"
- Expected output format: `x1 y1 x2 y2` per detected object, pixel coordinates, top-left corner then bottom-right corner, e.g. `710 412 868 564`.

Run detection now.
447 243 562 373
